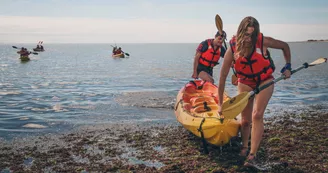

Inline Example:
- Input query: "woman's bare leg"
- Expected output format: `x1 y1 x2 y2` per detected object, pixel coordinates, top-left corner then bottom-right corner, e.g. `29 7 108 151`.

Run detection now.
198 71 214 83
237 82 254 155
249 79 274 155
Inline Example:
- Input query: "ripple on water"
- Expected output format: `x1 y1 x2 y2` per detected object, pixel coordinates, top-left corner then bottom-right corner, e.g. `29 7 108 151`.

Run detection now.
22 123 48 129
0 91 22 95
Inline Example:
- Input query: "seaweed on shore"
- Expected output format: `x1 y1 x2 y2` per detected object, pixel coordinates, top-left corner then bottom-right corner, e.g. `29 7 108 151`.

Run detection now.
0 111 327 173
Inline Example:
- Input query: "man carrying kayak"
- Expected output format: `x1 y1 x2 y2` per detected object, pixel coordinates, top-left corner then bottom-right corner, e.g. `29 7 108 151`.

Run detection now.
192 31 227 83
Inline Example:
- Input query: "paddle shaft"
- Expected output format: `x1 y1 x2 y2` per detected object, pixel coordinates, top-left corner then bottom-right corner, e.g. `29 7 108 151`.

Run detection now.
250 62 310 97
222 41 238 78
220 58 326 120
12 46 38 55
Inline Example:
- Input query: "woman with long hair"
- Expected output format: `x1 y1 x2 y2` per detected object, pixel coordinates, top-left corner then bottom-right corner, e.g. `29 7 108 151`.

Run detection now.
217 16 292 168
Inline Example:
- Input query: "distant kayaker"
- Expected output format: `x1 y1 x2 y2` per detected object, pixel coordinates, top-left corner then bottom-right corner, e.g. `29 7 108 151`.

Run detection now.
40 45 44 50
112 46 117 54
17 47 29 56
17 47 31 60
192 31 226 83
217 16 292 169
115 47 123 55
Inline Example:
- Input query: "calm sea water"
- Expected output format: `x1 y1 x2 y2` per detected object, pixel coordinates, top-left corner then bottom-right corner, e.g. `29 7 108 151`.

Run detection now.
1 42 328 139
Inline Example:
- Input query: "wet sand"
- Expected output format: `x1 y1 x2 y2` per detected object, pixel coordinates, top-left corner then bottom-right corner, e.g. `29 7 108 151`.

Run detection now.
0 108 327 172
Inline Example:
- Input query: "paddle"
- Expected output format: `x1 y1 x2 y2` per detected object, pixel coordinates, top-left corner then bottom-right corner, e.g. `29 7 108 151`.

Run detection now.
215 14 223 35
12 46 38 55
216 14 236 85
220 57 328 119
123 52 130 56
215 14 226 45
37 41 43 46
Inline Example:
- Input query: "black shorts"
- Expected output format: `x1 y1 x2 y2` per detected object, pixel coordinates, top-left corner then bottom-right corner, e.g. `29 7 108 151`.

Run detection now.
197 63 213 76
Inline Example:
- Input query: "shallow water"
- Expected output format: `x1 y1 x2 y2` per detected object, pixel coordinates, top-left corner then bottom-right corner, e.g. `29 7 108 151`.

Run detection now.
1 42 328 139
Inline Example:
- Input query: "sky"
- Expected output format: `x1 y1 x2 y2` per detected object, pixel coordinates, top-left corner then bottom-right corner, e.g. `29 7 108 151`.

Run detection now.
0 0 328 43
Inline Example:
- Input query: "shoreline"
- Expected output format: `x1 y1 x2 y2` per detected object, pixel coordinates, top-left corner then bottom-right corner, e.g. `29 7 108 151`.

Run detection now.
0 108 327 172
306 39 328 42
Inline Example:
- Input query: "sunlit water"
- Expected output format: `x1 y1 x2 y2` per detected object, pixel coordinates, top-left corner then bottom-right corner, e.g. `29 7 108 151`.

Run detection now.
1 42 328 139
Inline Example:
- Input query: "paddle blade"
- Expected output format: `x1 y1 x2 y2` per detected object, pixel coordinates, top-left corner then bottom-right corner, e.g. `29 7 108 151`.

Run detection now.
124 53 130 56
309 57 327 66
12 46 18 49
31 52 38 55
221 92 251 119
215 14 223 34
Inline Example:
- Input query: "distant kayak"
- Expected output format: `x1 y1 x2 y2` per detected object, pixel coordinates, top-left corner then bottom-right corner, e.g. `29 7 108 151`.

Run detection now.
17 50 31 62
174 80 240 146
33 48 45 52
112 53 125 58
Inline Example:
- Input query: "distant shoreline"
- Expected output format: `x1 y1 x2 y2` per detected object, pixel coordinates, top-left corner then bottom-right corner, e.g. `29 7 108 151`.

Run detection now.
2 41 328 44
307 39 328 42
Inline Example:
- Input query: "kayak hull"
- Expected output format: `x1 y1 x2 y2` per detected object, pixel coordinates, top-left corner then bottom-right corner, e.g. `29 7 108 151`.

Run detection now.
20 56 30 62
112 53 125 58
33 48 44 52
174 80 240 146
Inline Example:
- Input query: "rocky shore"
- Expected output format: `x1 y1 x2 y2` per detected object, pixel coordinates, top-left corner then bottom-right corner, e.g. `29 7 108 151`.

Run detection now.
0 108 327 173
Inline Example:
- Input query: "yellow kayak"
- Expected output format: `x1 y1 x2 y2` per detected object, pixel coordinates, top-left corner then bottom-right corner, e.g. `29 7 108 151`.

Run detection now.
112 53 125 58
174 80 240 146
20 56 30 62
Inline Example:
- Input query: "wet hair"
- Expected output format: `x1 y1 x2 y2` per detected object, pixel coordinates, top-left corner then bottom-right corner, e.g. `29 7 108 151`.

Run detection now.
236 16 260 57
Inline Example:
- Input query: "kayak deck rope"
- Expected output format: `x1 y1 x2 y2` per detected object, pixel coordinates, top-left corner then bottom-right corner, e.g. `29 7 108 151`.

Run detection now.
174 99 182 111
203 101 211 111
198 118 208 154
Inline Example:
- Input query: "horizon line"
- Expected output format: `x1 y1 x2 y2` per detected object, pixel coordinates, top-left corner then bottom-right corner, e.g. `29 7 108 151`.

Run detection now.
2 40 326 44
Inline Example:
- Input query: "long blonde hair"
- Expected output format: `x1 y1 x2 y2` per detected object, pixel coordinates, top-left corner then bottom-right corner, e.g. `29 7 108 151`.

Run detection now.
236 16 260 58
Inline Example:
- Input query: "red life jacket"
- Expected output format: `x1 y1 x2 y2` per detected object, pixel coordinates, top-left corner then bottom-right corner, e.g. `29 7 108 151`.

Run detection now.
230 33 275 85
22 51 30 56
115 50 122 54
199 39 222 68
17 50 30 56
